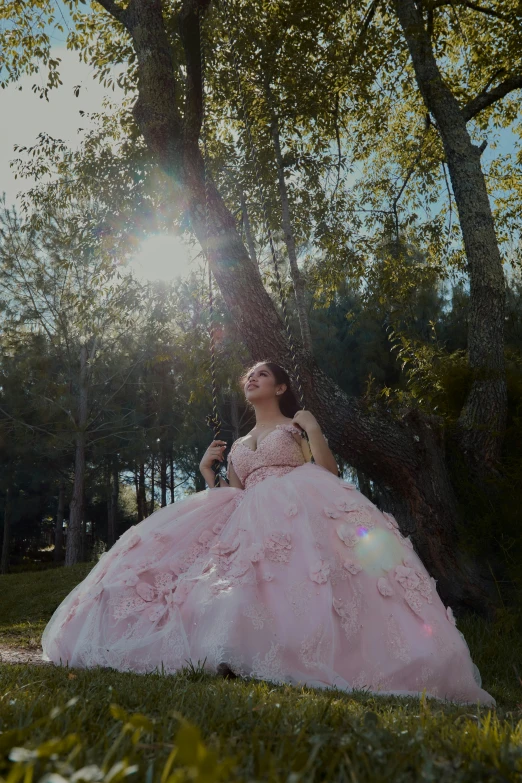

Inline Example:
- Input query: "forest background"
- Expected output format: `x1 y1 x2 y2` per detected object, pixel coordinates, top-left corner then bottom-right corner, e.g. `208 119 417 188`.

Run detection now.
0 0 521 623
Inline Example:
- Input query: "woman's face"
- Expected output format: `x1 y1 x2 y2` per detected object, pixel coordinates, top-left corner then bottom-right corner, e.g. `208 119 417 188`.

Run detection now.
244 364 286 402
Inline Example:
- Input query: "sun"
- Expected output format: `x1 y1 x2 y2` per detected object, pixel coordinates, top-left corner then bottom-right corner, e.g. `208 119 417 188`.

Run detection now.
128 234 201 282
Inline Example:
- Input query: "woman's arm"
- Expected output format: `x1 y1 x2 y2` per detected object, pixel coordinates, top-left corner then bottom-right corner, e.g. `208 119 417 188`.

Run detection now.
226 459 244 489
306 427 338 475
199 441 244 489
292 411 339 477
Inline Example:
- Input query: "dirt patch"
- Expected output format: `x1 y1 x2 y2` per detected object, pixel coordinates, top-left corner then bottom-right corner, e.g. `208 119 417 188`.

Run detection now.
0 644 51 666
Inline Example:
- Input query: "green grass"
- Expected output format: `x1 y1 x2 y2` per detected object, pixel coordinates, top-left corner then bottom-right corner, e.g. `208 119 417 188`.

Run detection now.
0 564 93 649
1 568 522 782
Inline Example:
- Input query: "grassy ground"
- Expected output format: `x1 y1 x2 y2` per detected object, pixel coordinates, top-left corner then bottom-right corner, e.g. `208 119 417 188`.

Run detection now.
0 564 93 649
1 568 521 782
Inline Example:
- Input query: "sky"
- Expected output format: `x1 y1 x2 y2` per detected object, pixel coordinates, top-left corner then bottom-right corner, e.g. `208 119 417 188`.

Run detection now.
0 14 198 283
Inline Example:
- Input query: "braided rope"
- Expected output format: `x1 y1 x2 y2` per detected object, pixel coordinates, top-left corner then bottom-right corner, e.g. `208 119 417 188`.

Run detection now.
201 1 314 466
219 0 306 406
200 11 226 487
219 0 313 460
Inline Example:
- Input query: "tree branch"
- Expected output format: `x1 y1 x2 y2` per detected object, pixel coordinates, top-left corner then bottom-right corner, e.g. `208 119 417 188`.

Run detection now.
462 73 522 121
429 0 516 23
94 0 129 26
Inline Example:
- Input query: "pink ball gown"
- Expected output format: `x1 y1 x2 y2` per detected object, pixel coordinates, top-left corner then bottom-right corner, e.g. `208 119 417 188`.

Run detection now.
42 423 495 705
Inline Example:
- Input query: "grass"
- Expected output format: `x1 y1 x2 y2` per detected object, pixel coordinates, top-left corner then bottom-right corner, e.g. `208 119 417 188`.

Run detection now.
1 568 522 782
0 564 93 649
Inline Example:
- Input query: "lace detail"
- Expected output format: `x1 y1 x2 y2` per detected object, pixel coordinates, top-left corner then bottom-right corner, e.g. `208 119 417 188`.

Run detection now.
244 465 296 489
299 625 332 671
309 559 330 584
285 579 313 617
109 591 147 621
326 553 351 585
158 616 189 670
201 619 233 668
170 542 206 576
228 424 305 491
377 577 394 597
242 602 274 630
251 641 285 682
310 513 328 538
351 670 369 689
336 522 359 548
417 665 435 689
265 532 293 563
386 614 411 663
332 583 364 643
394 562 433 617
343 559 362 576
371 670 393 692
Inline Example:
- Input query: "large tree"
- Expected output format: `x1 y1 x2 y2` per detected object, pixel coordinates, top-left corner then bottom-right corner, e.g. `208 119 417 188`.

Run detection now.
2 0 521 609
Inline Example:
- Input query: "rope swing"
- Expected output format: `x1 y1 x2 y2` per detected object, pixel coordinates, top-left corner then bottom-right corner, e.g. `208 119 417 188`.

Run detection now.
200 2 312 486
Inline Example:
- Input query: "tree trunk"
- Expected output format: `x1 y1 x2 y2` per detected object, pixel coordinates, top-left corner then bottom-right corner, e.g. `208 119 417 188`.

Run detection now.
268 96 314 355
170 450 175 504
149 455 155 515
240 190 258 266
394 0 507 476
80 513 87 562
54 482 65 562
356 470 373 502
139 462 147 520
99 0 496 612
160 449 167 507
134 466 143 522
65 342 88 567
108 458 119 547
1 488 12 575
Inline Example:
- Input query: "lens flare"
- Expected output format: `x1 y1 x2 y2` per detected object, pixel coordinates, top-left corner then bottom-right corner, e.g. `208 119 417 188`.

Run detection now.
355 528 405 576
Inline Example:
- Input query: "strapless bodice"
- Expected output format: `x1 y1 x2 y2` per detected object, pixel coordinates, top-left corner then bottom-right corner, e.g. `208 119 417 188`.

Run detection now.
228 423 306 490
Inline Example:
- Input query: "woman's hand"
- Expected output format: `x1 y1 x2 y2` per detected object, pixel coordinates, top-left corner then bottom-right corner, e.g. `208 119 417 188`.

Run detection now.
292 410 320 434
199 440 227 471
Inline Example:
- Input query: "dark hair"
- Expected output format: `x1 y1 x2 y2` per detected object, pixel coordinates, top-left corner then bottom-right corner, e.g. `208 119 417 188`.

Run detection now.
240 361 301 418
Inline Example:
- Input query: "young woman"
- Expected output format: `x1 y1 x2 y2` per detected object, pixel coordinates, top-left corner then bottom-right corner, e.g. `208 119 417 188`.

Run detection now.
42 361 495 705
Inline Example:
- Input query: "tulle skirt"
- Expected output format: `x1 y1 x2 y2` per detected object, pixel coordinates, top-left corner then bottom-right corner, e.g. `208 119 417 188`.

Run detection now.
42 463 495 705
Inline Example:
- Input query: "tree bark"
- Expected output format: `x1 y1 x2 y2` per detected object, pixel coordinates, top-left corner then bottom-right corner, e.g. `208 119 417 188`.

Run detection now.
394 0 507 476
54 482 65 562
65 342 88 567
108 458 119 547
356 469 373 503
134 467 142 522
240 190 258 266
160 449 167 507
139 462 147 520
1 488 12 575
149 455 155 515
170 450 175 504
96 0 496 612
